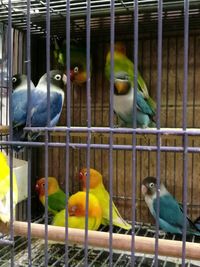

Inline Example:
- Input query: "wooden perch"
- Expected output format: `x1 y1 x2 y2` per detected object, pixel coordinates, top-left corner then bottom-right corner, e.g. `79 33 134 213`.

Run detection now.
0 221 200 260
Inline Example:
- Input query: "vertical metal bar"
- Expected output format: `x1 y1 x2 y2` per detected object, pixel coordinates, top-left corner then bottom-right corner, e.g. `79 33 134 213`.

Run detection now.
65 0 71 266
131 0 138 265
154 1 162 266
44 0 51 266
84 0 91 266
26 1 32 265
109 0 115 265
7 0 14 266
182 1 189 266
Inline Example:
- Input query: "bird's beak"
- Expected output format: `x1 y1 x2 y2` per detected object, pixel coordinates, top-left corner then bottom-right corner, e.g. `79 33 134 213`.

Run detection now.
35 183 39 193
70 70 75 81
69 205 77 216
141 184 147 195
79 171 84 180
62 74 67 85
114 79 130 94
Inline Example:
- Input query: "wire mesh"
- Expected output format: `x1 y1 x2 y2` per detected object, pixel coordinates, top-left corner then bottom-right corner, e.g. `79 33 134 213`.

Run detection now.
0 0 200 266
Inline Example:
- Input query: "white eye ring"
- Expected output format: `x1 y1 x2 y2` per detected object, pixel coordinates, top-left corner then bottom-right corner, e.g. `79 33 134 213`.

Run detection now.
149 182 154 188
12 77 17 83
74 66 79 73
54 74 61 80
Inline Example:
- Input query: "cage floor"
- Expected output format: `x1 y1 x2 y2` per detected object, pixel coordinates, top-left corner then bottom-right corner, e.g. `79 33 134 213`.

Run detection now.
0 220 200 267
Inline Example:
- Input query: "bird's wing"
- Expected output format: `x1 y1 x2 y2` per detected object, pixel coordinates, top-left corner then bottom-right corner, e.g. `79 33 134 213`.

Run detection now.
48 190 66 212
12 90 28 127
136 91 156 116
30 89 63 127
92 185 131 230
153 194 184 228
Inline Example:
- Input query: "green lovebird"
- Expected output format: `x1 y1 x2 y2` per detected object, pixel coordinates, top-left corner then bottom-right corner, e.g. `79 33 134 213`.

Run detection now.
105 42 156 128
53 39 92 86
35 177 67 215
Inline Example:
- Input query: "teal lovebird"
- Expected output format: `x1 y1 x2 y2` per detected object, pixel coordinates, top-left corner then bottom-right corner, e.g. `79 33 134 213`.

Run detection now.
53 40 92 85
105 42 156 128
142 176 200 236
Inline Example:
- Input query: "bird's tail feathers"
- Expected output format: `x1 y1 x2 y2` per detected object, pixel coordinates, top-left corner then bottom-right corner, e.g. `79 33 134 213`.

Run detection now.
112 202 132 230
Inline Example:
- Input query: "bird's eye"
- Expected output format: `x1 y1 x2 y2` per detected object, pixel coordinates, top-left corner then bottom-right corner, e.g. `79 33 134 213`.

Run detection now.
149 182 154 188
74 66 79 73
84 172 87 176
12 77 17 83
54 74 62 80
42 183 45 187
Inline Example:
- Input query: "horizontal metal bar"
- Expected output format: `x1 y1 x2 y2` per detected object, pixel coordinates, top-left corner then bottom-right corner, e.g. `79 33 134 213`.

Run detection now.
1 140 200 153
23 126 200 136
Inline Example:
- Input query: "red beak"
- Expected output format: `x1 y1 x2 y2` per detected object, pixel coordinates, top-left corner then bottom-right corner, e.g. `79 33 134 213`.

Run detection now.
79 171 84 180
35 183 39 193
70 70 74 81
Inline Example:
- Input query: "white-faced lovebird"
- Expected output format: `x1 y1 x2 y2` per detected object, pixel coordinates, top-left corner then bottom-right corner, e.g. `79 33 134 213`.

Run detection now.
12 70 66 151
142 176 200 236
105 42 156 128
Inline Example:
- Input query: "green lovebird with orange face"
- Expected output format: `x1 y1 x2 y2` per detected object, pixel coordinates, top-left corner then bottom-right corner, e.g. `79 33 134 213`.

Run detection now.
52 191 102 231
53 39 92 86
35 177 67 215
79 168 131 230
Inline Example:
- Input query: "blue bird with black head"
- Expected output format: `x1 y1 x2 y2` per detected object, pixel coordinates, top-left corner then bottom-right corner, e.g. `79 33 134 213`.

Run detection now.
12 70 66 151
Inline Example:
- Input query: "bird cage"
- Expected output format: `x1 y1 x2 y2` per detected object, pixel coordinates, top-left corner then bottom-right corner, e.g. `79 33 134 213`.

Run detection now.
0 0 200 266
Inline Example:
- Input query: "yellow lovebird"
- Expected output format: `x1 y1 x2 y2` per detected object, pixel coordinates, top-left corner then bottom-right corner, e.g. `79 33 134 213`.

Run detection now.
79 168 131 230
35 177 67 215
0 152 18 223
52 191 102 230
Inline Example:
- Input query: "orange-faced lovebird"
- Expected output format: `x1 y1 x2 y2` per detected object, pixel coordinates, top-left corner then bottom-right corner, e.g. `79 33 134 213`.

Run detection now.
142 176 200 236
52 191 102 230
79 168 131 230
53 39 92 85
35 177 67 215
105 42 156 128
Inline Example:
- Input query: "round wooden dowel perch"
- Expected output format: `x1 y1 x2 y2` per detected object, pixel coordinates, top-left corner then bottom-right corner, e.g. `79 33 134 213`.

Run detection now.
0 221 200 260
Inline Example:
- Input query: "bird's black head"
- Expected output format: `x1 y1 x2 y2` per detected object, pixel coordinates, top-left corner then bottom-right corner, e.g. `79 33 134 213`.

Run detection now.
141 176 157 196
50 70 66 89
12 74 22 90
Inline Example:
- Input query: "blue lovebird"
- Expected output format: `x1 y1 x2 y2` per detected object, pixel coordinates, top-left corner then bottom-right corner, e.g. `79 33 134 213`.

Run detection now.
12 74 36 151
12 70 66 151
113 72 156 128
142 176 200 236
